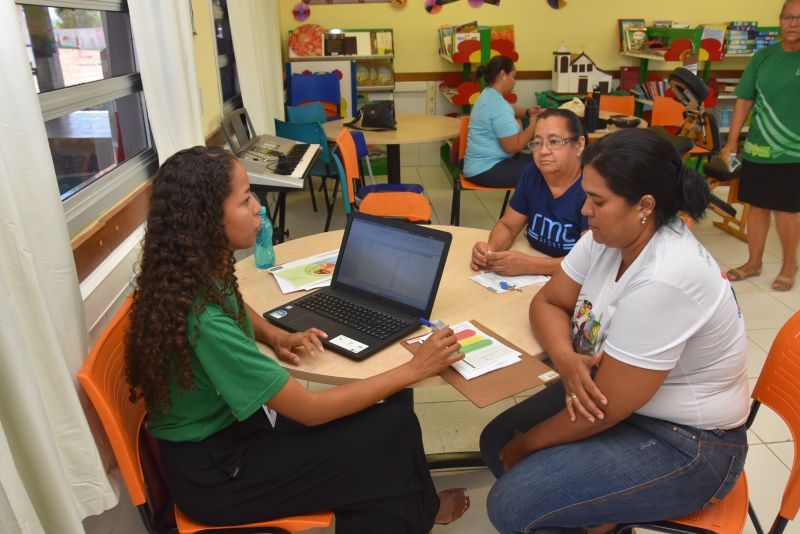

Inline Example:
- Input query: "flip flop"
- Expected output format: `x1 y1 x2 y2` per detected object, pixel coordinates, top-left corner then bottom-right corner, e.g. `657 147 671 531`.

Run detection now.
726 266 762 282
773 269 797 292
435 488 470 525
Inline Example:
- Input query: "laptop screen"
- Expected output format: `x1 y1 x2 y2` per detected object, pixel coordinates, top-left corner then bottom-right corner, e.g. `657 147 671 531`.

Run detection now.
334 215 448 313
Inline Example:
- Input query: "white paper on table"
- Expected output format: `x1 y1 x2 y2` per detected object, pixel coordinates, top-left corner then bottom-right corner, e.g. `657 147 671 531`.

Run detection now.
470 271 549 293
447 321 522 380
267 249 339 294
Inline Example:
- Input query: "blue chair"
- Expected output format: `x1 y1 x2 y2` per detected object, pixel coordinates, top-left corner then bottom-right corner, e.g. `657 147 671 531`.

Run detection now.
274 119 340 230
289 73 341 121
286 102 327 124
348 129 424 202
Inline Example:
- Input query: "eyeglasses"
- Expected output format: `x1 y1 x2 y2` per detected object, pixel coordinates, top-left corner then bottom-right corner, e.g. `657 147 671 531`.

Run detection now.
528 137 578 151
781 14 800 23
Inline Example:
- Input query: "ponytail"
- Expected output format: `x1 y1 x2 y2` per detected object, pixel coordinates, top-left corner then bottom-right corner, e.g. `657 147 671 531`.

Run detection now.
477 55 515 85
582 129 711 229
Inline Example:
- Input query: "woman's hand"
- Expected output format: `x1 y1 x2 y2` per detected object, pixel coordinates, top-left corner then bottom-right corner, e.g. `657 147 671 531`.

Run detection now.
471 242 490 271
272 328 328 365
719 142 737 164
553 351 607 423
408 328 463 380
487 250 530 276
499 431 529 471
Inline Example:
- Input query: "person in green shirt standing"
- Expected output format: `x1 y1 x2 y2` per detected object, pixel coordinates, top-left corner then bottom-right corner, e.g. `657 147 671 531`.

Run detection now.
721 0 800 291
124 146 470 531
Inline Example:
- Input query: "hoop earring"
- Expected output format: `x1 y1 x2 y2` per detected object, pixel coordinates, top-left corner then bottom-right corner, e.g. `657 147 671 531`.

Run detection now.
641 216 648 225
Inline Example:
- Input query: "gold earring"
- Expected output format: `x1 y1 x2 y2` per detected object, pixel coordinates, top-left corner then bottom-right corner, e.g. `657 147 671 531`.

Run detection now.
641 216 648 225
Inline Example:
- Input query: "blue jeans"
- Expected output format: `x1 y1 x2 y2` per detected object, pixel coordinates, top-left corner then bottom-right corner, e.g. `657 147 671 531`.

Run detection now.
479 383 748 534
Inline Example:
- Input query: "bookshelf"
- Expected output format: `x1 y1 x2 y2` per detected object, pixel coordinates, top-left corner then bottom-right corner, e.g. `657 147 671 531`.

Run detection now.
436 24 518 114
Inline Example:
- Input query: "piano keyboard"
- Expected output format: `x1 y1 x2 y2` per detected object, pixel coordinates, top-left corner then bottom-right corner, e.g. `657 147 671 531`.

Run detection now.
237 134 320 189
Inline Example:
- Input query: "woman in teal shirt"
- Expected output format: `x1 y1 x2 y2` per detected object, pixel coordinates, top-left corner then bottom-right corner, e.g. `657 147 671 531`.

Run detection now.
125 146 469 532
464 55 542 187
721 0 800 291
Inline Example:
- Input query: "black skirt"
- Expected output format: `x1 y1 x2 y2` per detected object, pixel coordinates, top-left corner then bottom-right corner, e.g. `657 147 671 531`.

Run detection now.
158 401 439 533
738 160 800 213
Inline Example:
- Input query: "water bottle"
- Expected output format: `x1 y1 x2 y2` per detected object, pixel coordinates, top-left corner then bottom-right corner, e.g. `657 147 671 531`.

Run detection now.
254 206 275 269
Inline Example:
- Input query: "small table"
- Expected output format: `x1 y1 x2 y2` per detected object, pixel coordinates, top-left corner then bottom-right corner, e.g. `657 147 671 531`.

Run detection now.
236 225 545 386
322 114 461 185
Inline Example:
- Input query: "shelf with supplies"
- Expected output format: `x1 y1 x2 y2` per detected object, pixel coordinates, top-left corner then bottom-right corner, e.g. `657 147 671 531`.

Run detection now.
436 22 517 113
287 27 395 94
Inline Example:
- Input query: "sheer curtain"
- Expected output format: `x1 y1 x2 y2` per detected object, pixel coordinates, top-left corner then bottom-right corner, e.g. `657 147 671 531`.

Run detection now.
228 0 285 135
128 0 205 161
0 2 117 533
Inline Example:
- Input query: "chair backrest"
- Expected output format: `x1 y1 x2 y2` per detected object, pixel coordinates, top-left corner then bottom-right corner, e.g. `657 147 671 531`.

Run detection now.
651 96 686 127
331 152 352 218
77 296 148 507
751 310 800 521
335 129 361 205
286 102 327 124
458 114 470 163
599 95 635 116
220 108 256 154
289 73 341 120
274 119 332 164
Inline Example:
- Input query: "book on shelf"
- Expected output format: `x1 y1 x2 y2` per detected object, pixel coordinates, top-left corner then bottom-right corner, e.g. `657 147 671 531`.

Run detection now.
624 25 648 51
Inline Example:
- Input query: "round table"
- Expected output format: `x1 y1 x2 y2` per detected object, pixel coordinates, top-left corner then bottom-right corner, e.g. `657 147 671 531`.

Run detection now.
322 114 461 185
236 225 546 386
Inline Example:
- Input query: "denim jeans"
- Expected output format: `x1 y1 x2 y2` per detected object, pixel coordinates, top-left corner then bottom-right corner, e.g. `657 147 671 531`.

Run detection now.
479 383 748 534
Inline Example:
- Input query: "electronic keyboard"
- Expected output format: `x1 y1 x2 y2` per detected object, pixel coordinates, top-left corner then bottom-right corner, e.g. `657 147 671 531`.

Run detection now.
237 133 320 190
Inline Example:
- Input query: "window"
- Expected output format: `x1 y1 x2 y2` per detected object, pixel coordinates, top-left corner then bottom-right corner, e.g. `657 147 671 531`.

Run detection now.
16 1 156 236
587 64 594 72
212 0 242 114
578 64 586 73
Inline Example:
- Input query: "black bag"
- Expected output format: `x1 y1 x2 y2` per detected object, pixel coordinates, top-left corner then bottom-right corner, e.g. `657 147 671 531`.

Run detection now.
345 101 397 131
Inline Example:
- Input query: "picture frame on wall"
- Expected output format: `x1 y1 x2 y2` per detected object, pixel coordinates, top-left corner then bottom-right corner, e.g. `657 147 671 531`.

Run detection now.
618 19 645 51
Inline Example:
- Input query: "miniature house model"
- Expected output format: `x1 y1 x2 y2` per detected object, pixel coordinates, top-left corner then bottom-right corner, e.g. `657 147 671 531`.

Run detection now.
552 46 612 94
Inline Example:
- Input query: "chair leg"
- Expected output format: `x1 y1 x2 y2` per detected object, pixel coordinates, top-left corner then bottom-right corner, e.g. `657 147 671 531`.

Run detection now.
500 191 510 218
308 176 318 212
451 182 461 226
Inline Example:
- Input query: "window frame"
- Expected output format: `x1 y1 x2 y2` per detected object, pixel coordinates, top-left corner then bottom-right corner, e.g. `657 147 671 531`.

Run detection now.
18 0 158 237
211 0 242 116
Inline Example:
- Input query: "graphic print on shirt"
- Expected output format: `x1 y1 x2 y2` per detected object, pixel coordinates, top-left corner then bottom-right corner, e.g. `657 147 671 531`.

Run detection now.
571 298 604 356
528 213 577 254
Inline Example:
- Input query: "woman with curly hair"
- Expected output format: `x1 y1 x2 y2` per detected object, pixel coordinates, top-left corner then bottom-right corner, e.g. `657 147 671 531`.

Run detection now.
125 146 469 532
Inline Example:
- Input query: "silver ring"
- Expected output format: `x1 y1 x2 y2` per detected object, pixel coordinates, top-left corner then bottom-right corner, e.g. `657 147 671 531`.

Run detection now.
566 393 577 403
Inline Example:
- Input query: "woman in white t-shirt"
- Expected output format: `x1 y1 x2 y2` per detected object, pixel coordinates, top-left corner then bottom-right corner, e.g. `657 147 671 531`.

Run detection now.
480 128 749 534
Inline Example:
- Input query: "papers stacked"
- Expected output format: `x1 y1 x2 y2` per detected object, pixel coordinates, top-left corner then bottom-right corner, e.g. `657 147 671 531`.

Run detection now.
470 271 549 293
407 321 522 380
267 249 339 294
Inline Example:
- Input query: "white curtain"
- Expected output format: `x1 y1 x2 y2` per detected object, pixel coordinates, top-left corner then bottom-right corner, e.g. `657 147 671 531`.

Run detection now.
228 0 285 135
0 2 118 532
128 0 205 162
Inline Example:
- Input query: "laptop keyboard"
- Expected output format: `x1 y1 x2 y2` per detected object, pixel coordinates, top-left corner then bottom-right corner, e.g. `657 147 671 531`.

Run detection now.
295 292 411 340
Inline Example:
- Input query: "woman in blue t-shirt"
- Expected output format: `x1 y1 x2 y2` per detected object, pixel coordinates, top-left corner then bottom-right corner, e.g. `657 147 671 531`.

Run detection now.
471 108 589 275
463 55 542 187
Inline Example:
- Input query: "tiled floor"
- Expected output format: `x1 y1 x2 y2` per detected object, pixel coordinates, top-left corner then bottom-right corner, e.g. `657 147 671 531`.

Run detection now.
278 157 799 534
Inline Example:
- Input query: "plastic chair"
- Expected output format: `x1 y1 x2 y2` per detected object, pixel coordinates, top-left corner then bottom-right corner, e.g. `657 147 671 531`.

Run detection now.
77 296 333 534
286 102 327 124
599 95 635 116
348 129 424 201
289 72 341 121
274 118 340 223
333 128 431 229
617 310 800 534
451 115 513 226
651 95 687 132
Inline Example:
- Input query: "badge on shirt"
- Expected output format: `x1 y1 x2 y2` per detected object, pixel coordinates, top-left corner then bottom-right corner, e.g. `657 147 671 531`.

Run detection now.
263 405 277 427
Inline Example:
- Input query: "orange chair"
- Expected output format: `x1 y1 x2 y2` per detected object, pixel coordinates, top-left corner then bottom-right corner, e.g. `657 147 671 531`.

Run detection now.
617 310 800 534
599 95 635 116
333 128 431 225
451 115 514 226
77 296 333 534
651 95 687 131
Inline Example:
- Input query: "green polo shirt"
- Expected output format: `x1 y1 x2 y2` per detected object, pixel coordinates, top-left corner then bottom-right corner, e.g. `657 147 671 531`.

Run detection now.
735 43 800 164
147 290 290 442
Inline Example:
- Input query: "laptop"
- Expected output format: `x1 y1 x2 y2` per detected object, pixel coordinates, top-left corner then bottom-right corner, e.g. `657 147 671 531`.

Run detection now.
263 212 452 361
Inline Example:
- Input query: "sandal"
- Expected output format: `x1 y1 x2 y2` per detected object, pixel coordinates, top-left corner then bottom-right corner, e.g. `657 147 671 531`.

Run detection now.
434 488 470 525
773 268 797 292
726 265 762 282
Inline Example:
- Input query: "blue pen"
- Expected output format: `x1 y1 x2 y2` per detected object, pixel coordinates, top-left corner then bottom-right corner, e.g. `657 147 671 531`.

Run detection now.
420 317 447 331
